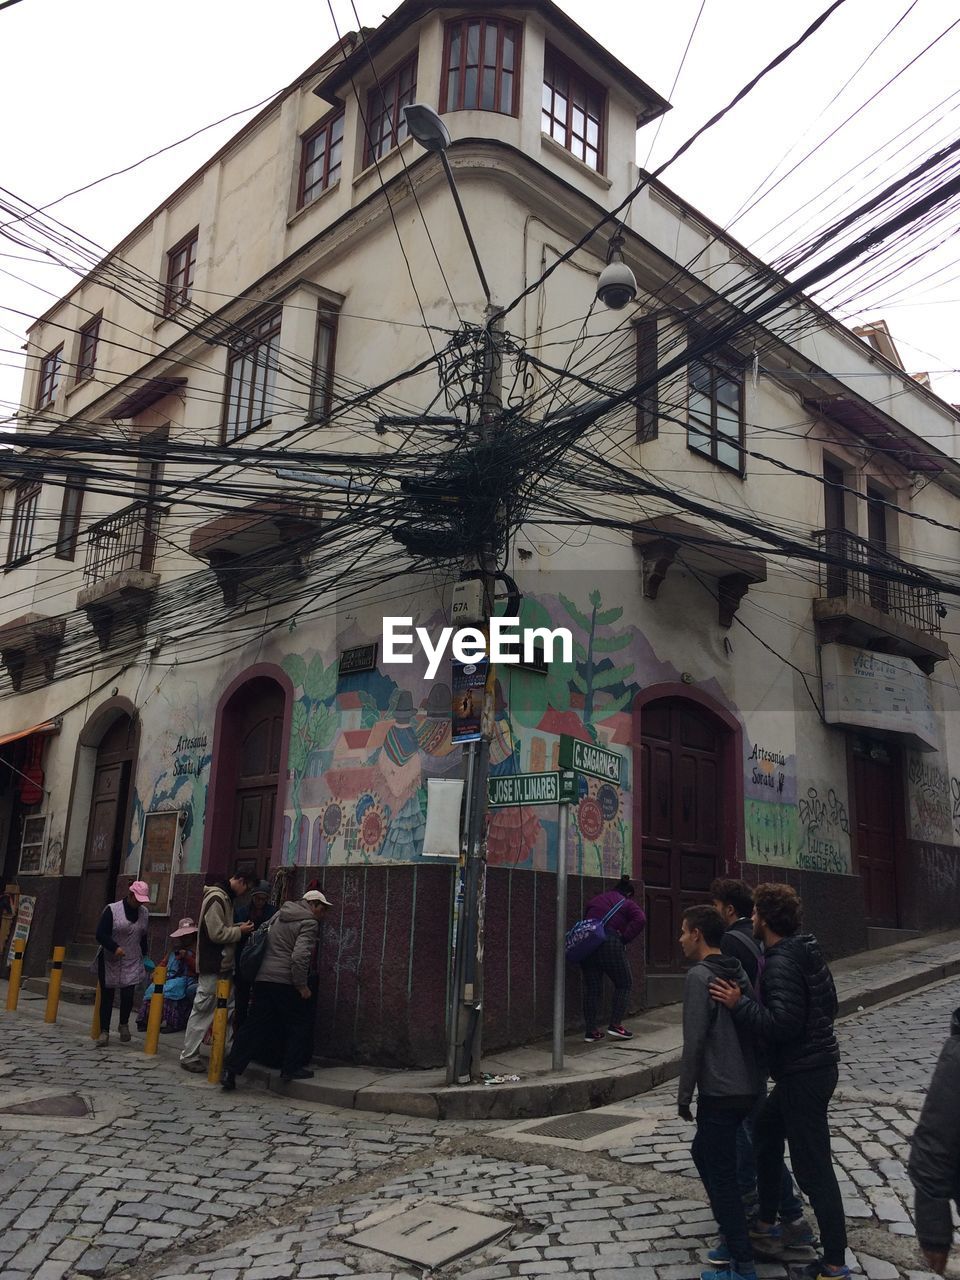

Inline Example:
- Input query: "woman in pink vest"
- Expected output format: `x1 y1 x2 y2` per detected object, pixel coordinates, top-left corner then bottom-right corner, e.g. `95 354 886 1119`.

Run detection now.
95 880 153 1048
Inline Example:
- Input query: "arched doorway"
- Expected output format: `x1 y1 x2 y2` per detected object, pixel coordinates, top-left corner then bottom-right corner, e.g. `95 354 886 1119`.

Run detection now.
73 708 139 942
205 670 291 879
636 690 741 983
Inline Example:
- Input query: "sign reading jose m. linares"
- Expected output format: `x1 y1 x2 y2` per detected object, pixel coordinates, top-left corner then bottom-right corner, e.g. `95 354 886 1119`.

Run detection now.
382 616 573 680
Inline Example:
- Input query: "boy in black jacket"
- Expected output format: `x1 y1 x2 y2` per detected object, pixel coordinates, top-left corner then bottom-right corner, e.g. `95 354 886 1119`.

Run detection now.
908 1008 960 1274
710 883 848 1280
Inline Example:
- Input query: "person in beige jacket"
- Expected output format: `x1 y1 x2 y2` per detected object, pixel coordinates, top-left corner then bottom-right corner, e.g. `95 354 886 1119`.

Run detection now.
221 889 331 1088
179 872 255 1073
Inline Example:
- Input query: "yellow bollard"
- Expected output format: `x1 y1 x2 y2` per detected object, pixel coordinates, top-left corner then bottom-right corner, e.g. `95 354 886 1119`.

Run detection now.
5 941 25 1011
143 964 167 1056
90 984 102 1039
207 976 232 1083
44 946 66 1023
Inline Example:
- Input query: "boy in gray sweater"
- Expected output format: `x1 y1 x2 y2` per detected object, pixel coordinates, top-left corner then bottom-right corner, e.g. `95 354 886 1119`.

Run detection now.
679 905 762 1280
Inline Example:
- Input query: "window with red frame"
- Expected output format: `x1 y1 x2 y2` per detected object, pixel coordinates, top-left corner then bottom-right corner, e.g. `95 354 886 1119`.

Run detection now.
164 229 198 314
36 346 62 409
298 111 345 209
6 480 41 566
222 309 282 443
442 17 520 114
76 314 102 383
542 47 604 171
364 54 417 166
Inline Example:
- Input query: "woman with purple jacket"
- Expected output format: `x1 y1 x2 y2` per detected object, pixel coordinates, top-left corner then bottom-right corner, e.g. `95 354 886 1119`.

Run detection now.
581 874 646 1042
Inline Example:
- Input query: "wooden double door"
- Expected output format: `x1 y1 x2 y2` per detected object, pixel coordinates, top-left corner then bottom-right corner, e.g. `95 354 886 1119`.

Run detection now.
227 679 284 882
850 738 904 927
74 716 136 942
640 699 726 971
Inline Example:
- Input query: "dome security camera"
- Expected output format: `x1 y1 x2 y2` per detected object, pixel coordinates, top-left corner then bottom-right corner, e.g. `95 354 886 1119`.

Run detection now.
597 260 638 310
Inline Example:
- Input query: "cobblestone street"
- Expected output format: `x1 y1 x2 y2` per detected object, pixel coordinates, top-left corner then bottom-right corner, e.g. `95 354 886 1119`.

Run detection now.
1 975 957 1280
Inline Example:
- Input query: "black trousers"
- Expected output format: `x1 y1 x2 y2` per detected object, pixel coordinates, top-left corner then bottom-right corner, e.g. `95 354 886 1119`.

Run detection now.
581 934 632 1032
97 955 135 1030
692 1098 756 1270
226 982 313 1077
754 1063 847 1266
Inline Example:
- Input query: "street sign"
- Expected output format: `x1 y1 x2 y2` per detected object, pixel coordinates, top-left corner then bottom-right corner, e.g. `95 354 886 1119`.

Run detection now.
558 734 623 785
488 771 576 807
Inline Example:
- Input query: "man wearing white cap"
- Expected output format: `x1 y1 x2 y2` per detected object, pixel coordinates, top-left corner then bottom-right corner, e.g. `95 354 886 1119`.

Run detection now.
222 889 332 1089
94 880 154 1048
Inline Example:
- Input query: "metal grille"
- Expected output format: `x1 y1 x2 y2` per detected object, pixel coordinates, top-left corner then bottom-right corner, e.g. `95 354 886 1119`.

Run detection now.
84 501 159 585
815 528 941 635
524 1111 634 1140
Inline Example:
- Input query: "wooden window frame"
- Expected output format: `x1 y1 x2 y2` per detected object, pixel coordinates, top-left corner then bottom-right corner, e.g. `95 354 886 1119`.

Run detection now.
298 110 346 209
310 309 339 420
440 16 521 115
36 346 63 410
542 45 605 172
55 478 86 561
221 308 283 444
363 52 418 167
635 317 659 443
75 313 102 384
164 228 199 316
6 480 41 567
686 359 745 476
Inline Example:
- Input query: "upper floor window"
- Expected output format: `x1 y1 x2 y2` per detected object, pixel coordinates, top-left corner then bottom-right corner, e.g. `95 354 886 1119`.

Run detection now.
542 47 604 171
311 310 338 420
441 17 520 114
36 346 62 409
55 480 85 561
76 314 102 384
687 360 744 474
6 480 41 567
164 228 198 315
222 309 282 443
298 111 346 209
364 53 418 166
635 317 659 444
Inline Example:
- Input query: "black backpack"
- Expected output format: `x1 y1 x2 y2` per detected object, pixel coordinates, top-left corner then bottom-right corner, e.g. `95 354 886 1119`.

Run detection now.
238 915 277 983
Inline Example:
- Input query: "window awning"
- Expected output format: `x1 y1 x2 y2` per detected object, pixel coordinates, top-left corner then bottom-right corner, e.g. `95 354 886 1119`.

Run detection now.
109 376 187 419
0 719 60 749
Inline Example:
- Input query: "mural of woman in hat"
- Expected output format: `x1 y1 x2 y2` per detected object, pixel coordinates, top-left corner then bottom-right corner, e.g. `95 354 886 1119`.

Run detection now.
135 917 199 1035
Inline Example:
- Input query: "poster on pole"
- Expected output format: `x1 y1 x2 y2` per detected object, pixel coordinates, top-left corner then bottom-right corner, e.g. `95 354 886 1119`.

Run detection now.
451 658 488 743
6 893 35 967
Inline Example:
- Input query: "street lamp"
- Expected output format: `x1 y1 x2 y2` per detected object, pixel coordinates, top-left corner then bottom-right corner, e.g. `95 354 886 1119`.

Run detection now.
403 103 493 307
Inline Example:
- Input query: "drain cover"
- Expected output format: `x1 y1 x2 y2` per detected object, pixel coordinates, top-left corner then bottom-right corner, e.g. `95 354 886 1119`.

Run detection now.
350 1205 509 1267
523 1111 634 1140
0 1093 90 1118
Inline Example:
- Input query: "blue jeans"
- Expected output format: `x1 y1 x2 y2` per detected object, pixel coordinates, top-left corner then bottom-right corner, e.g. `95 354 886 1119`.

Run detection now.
737 1087 804 1221
692 1099 756 1272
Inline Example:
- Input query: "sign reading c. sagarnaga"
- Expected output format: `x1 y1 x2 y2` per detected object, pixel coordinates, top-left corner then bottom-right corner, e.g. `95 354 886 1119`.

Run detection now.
558 735 622 785
488 772 571 807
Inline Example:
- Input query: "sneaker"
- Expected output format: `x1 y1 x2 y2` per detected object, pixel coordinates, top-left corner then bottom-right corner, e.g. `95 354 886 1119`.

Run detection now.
814 1267 851 1280
781 1218 819 1249
607 1025 634 1039
707 1241 732 1265
220 1070 236 1092
749 1224 783 1258
583 1029 605 1042
701 1268 757 1280
95 1031 110 1048
119 1024 131 1043
179 1057 206 1074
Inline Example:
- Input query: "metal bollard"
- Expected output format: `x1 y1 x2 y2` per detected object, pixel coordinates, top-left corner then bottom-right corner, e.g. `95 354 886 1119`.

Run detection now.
5 941 25 1011
90 984 102 1039
44 946 66 1023
207 976 232 1083
143 964 167 1056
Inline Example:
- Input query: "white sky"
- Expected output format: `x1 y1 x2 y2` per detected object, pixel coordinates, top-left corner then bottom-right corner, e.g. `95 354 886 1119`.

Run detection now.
1 0 958 421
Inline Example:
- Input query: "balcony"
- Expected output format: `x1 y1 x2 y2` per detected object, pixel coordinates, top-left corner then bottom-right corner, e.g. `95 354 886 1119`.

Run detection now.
812 529 947 672
77 502 161 649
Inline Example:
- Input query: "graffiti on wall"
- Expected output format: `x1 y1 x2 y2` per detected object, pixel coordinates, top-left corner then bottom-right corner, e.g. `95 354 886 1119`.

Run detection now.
916 842 960 895
907 753 951 844
952 777 960 841
797 785 851 875
745 799 802 868
744 742 797 806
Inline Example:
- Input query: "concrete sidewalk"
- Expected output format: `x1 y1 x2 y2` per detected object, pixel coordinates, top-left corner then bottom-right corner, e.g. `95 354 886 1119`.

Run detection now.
6 926 960 1121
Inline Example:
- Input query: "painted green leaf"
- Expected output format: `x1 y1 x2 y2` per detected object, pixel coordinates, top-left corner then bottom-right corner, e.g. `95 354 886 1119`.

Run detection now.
592 664 635 690
594 605 623 626
282 654 307 688
559 593 592 632
593 689 633 721
303 654 327 701
589 589 602 608
291 701 308 737
571 671 587 694
313 713 339 750
592 633 632 653
572 640 587 662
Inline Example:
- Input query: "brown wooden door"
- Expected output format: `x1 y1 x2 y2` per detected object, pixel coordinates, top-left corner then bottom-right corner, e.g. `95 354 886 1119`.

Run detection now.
851 742 902 927
75 762 128 941
229 686 284 881
641 699 724 971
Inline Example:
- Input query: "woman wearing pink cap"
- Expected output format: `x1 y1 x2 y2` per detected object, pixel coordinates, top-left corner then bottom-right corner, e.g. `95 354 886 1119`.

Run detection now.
94 881 154 1048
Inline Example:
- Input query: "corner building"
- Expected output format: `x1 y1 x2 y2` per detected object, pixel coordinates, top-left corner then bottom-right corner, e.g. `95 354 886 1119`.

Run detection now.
2 0 960 1065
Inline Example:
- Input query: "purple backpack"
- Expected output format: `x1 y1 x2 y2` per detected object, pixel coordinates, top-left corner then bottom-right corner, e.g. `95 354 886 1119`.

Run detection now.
565 899 626 965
